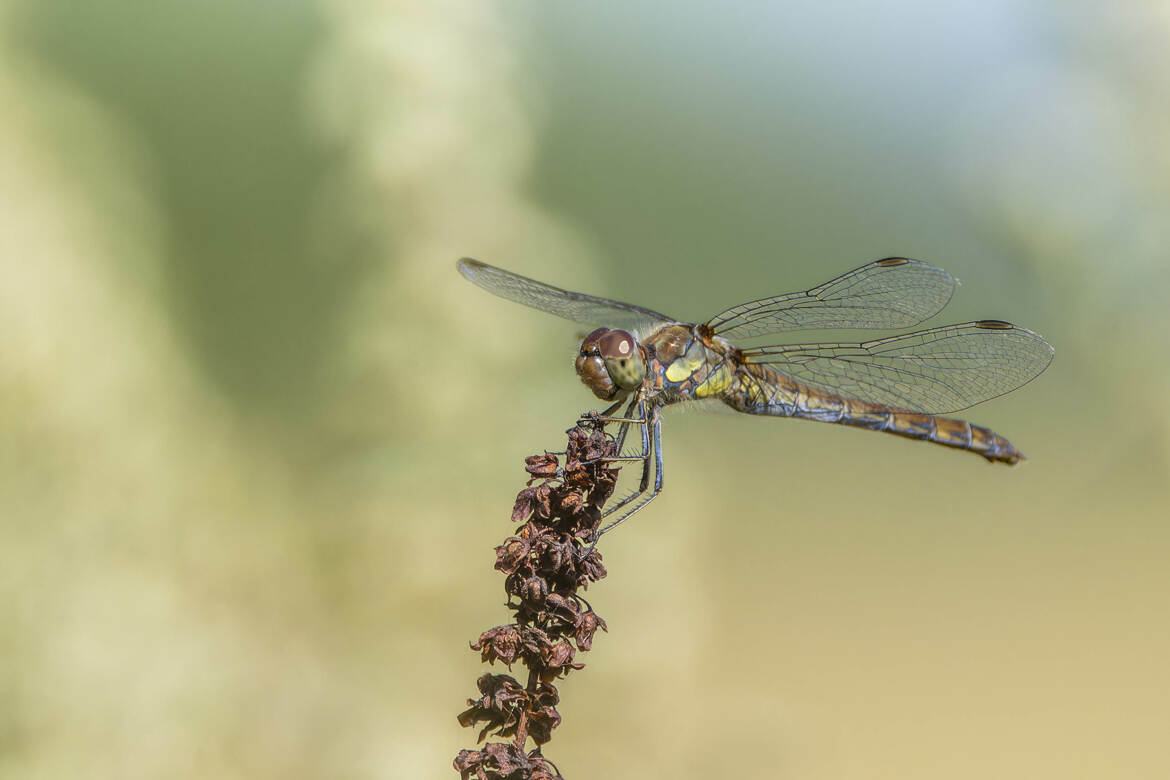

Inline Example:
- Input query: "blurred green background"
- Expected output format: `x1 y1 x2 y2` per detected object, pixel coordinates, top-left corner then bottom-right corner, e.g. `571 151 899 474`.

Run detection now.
1 1 1167 778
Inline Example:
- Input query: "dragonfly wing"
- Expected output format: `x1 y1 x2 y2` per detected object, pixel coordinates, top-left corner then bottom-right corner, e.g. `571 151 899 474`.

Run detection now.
742 320 1054 414
706 257 956 338
458 258 675 329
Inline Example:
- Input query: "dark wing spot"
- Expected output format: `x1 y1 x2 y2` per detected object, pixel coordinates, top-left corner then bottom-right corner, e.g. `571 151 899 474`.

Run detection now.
974 319 1014 330
876 257 910 267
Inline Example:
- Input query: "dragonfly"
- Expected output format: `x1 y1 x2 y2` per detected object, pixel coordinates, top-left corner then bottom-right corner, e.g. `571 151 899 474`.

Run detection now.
458 257 1054 538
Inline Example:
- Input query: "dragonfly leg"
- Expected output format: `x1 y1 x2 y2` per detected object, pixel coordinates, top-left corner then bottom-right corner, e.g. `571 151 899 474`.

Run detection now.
596 402 652 518
597 411 662 536
598 398 626 418
610 396 641 456
582 415 646 427
577 395 646 429
580 398 649 465
579 410 662 558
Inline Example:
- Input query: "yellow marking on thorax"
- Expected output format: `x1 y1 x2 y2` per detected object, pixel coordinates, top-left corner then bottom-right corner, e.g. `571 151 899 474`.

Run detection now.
693 361 733 398
664 340 706 383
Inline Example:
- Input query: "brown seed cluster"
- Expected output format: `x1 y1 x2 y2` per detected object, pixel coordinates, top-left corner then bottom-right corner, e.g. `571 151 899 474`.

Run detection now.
455 424 620 779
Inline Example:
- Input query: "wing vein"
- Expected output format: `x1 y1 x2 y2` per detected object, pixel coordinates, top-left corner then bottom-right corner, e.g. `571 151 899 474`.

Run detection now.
706 258 956 337
743 321 1054 413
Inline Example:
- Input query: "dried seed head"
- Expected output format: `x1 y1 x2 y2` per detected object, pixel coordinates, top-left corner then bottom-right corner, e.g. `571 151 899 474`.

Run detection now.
473 625 523 666
518 575 549 604
458 419 621 776
495 537 530 575
454 742 562 780
524 453 559 481
573 610 607 651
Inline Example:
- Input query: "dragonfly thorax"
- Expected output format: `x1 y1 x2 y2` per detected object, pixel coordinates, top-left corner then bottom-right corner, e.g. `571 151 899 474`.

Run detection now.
576 328 647 401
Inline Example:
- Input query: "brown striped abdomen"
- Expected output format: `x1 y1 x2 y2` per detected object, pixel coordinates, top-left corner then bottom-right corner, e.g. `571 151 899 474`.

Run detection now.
723 363 1026 465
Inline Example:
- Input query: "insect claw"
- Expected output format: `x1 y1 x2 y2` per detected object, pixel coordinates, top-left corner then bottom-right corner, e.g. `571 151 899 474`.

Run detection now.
576 410 604 428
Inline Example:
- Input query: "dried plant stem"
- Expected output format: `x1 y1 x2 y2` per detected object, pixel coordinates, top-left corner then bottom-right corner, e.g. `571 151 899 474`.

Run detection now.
454 422 620 780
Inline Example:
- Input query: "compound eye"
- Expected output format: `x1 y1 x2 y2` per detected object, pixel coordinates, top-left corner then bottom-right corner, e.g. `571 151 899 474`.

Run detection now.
597 329 644 391
581 327 609 349
598 330 636 361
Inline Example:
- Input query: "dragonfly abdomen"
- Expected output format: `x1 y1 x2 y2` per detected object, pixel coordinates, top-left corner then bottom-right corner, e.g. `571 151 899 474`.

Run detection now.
726 363 1025 464
859 410 1023 465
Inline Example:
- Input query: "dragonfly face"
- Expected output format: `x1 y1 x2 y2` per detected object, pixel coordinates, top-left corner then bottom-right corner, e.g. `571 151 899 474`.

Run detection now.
457 256 1054 541
576 328 646 401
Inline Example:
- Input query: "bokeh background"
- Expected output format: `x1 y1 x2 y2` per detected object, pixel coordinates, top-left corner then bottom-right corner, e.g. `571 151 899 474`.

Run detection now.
1 1 1167 778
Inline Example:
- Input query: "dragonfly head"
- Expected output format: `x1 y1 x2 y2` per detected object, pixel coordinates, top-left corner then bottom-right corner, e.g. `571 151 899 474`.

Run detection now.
576 328 645 401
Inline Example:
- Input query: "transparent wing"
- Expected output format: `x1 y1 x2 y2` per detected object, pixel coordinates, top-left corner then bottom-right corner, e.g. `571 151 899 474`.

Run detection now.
457 258 675 329
706 258 956 338
742 320 1054 414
